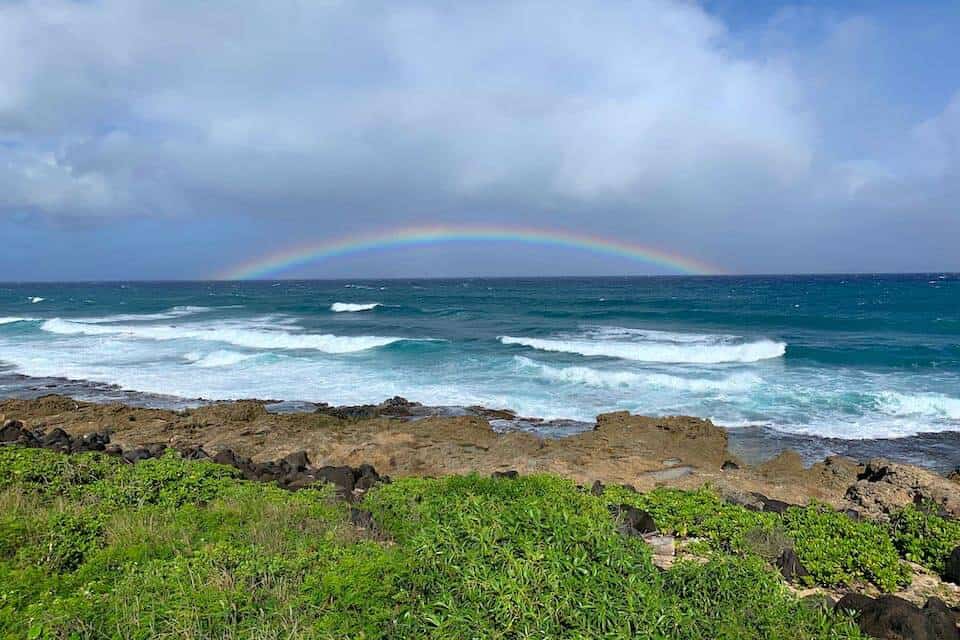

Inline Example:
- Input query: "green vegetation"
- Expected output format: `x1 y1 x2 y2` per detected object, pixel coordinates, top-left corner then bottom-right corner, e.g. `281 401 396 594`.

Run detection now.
602 486 911 592
890 502 960 575
0 444 944 639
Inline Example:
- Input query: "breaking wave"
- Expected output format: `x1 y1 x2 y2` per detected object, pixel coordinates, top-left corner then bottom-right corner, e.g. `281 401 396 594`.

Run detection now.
0 317 34 326
514 356 762 391
876 391 960 420
500 327 786 364
72 306 214 323
331 302 381 312
183 350 258 368
41 318 409 354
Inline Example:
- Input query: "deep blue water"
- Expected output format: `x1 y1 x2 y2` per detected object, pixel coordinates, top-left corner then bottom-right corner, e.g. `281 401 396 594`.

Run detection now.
1 275 958 469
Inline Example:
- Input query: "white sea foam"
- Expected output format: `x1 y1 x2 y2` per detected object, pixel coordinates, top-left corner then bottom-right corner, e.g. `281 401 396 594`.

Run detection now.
514 356 762 391
28 297 45 303
0 317 34 325
876 391 960 420
500 330 786 364
331 302 381 312
72 306 213 323
183 350 257 368
40 318 408 353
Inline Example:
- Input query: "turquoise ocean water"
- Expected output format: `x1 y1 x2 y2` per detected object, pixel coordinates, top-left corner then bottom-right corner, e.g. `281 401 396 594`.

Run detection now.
1 275 958 470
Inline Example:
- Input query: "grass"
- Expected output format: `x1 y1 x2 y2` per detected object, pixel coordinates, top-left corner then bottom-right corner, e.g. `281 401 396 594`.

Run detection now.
1 444 945 639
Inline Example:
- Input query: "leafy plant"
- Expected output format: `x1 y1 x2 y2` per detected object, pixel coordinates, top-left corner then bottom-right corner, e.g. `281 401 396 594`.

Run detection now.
889 503 960 575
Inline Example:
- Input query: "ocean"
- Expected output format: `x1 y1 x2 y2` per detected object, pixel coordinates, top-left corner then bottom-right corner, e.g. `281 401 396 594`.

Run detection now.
1 275 958 471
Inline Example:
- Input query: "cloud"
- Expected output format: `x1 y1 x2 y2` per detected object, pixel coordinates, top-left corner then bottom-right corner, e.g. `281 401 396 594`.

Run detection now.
0 0 957 275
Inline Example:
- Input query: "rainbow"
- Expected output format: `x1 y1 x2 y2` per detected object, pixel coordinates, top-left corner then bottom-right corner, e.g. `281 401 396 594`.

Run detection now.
215 224 723 279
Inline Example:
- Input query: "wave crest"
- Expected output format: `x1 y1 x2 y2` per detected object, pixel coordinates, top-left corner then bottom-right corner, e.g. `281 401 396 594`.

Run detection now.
41 318 408 353
500 329 786 364
331 302 381 312
184 350 257 368
514 356 762 391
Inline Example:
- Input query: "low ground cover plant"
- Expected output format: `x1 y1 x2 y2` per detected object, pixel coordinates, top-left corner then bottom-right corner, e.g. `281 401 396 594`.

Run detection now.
0 445 926 639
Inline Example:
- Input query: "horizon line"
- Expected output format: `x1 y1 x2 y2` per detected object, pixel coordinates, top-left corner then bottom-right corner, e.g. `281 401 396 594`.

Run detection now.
2 271 958 285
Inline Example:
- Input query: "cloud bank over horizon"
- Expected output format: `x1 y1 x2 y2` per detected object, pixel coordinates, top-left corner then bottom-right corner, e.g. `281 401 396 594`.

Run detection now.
0 0 958 279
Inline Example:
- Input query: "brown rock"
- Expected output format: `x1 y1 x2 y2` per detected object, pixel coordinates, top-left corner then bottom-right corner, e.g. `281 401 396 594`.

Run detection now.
845 458 960 519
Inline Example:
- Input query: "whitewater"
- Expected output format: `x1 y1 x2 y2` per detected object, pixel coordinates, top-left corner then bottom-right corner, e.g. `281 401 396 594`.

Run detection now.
1 276 959 469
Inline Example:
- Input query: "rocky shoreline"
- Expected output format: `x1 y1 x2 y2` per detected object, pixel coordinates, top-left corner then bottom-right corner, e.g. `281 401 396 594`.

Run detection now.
2 394 957 519
2 393 960 638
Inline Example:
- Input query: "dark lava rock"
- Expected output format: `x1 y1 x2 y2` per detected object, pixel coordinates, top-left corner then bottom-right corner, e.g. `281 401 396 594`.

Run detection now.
315 466 356 496
145 443 167 458
104 444 123 456
836 593 876 615
178 445 209 460
281 450 310 473
377 396 419 417
354 464 380 492
491 470 519 480
609 504 657 536
776 549 810 582
282 472 317 491
212 449 242 467
590 480 605 496
122 448 152 464
74 431 109 452
0 419 25 442
924 598 960 632
944 546 960 585
349 507 389 539
721 460 740 470
751 492 796 514
41 427 72 450
836 594 957 640
843 508 862 521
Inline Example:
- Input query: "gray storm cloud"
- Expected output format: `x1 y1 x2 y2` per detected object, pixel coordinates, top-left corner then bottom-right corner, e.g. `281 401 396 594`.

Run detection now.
0 0 957 275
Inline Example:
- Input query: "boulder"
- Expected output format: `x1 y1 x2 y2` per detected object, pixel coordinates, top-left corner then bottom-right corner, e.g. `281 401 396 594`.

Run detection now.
122 448 152 464
609 504 657 536
491 470 519 480
177 445 209 460
212 449 243 467
750 492 797 514
846 458 960 519
835 594 957 640
594 412 729 468
776 549 809 582
590 480 605 496
41 427 72 451
354 464 380 492
72 431 109 452
145 443 167 458
0 419 25 442
281 472 317 491
944 546 960 585
281 450 310 473
315 466 356 497
923 598 959 634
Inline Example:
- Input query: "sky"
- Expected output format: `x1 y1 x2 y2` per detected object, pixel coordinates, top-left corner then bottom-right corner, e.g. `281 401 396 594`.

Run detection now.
0 0 958 280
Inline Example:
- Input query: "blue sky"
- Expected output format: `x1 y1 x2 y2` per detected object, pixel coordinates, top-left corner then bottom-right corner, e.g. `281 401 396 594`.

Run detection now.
1 0 958 279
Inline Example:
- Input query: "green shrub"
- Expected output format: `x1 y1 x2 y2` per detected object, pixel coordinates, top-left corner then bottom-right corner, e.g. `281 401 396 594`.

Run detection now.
603 486 911 592
889 503 960 574
602 486 778 553
782 504 911 592
40 511 105 572
0 448 873 639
